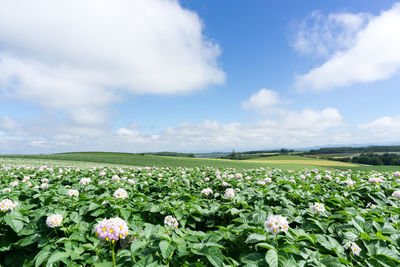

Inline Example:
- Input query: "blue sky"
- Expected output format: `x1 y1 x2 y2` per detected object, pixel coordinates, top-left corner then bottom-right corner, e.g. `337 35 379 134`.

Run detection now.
1 0 400 153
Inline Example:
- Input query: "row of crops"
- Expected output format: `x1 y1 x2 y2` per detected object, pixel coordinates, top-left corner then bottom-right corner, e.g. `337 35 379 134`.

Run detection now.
1 164 400 266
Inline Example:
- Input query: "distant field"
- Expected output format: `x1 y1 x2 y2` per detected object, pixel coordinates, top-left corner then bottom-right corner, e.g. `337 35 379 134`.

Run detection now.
245 155 358 167
0 152 283 169
0 152 376 171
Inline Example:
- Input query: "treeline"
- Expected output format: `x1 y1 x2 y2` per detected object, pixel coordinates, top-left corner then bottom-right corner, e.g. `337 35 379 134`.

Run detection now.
240 148 294 155
306 146 400 155
220 148 294 160
139 152 195 158
334 153 400 165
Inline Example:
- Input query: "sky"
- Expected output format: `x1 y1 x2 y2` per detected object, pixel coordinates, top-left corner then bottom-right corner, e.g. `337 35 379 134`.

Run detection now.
1 0 400 154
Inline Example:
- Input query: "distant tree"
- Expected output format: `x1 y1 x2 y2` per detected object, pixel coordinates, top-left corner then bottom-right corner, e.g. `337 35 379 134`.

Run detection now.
187 153 195 158
231 149 237 159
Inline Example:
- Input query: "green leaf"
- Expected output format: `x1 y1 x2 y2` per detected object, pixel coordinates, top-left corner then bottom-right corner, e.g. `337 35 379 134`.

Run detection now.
93 262 113 267
16 233 40 247
256 243 275 250
69 232 86 242
202 247 223 267
35 250 50 267
6 219 24 233
46 251 69 267
246 233 267 244
376 247 400 263
265 249 278 267
70 211 80 224
131 240 146 254
159 240 175 259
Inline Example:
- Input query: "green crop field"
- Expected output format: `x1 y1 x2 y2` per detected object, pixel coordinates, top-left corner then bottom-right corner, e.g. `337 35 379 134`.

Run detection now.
2 152 400 172
0 152 360 171
2 161 400 266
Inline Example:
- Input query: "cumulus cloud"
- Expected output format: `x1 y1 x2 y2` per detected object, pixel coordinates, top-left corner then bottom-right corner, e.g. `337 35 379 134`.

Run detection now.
295 3 400 91
0 116 18 131
242 89 282 110
358 115 400 142
292 10 370 57
0 0 224 124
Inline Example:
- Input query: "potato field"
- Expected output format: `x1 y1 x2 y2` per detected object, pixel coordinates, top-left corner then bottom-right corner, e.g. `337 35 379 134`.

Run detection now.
1 164 400 266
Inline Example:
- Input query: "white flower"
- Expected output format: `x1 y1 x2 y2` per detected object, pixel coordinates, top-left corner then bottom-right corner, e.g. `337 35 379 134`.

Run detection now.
340 179 355 186
9 181 19 187
112 175 120 182
2 188 11 193
201 188 213 196
127 179 135 185
0 199 18 212
264 177 272 183
204 177 210 182
164 215 179 228
344 242 361 256
368 177 383 184
265 215 289 234
79 178 91 186
41 178 49 183
392 190 400 198
46 214 63 228
113 188 128 199
222 181 229 187
67 189 79 198
257 180 266 185
312 203 326 213
40 183 49 189
224 188 235 199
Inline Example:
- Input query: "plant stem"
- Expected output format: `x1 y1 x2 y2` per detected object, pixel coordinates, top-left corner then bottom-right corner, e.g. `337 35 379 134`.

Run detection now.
111 242 116 267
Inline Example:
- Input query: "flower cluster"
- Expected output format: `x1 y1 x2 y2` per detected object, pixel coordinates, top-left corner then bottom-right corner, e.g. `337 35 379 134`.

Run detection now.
368 177 383 184
340 179 355 186
40 183 49 189
67 189 79 198
201 188 213 196
164 215 179 228
2 188 11 193
312 202 326 213
112 175 120 182
79 178 91 186
95 217 129 242
224 188 235 199
344 242 361 256
0 199 18 212
9 181 19 187
265 215 289 235
46 214 63 228
392 190 400 198
113 188 128 199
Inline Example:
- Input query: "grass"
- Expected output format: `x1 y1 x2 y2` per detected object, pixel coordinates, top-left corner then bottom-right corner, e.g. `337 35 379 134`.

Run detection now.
245 154 359 168
0 152 374 171
0 152 280 169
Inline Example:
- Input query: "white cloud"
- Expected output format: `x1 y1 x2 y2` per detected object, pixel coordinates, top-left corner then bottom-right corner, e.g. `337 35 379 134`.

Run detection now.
242 89 282 110
0 0 224 124
358 115 400 142
0 116 18 131
292 10 370 57
295 3 400 91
